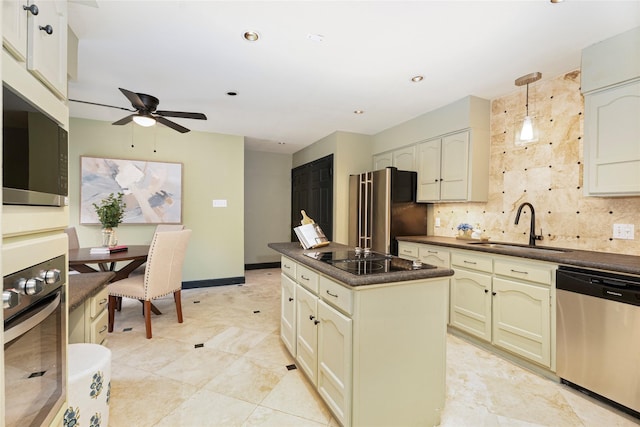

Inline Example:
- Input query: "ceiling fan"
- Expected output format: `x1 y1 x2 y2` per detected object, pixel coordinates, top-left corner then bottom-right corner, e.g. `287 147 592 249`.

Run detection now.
70 88 207 133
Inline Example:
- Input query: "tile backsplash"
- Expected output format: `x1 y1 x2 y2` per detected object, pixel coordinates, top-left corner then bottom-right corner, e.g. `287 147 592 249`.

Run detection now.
432 70 640 256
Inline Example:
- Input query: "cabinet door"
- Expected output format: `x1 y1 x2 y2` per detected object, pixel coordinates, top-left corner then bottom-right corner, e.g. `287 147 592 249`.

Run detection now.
27 0 67 98
450 268 491 341
373 152 392 170
317 300 352 427
3 0 29 61
416 139 441 201
281 274 297 357
584 80 640 196
296 284 318 385
440 131 470 200
492 278 551 368
392 146 416 171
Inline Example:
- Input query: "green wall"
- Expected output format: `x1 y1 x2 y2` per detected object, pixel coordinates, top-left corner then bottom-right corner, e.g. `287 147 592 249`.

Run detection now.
68 118 245 282
244 150 292 264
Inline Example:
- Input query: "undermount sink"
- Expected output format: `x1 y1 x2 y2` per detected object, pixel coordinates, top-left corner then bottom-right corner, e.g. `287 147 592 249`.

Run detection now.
468 241 573 254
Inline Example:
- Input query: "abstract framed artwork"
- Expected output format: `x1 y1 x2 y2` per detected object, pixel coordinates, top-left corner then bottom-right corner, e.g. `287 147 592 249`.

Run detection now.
80 156 183 224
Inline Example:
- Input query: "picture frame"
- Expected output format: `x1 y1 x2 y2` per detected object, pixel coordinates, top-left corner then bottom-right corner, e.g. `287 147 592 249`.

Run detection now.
80 156 183 224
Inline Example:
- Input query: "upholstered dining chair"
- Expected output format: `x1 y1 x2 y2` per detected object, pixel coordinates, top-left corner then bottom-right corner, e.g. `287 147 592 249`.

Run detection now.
130 224 186 277
107 229 192 339
64 227 80 250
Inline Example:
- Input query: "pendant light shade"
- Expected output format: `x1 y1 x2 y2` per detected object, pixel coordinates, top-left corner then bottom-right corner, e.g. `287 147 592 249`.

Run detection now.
514 72 542 146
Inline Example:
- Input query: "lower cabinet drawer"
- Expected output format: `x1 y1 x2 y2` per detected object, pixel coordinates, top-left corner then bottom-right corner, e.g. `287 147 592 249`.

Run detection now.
90 309 109 345
319 276 353 315
90 287 109 318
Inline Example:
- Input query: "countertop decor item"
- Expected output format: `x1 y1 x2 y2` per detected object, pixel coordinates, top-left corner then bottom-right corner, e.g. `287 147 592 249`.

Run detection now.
93 192 126 247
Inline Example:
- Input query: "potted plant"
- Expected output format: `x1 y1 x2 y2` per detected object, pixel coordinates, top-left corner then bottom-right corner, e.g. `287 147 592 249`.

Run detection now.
93 192 126 246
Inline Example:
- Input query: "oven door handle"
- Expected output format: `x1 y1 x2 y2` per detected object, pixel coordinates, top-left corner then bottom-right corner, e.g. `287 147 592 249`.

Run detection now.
4 292 61 344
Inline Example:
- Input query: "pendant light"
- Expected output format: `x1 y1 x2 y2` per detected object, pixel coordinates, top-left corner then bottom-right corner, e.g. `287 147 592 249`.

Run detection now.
514 72 542 146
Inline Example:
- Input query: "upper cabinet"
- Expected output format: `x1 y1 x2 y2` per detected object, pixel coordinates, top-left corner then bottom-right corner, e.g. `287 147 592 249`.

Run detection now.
3 0 68 99
371 95 490 202
582 26 640 196
372 145 415 171
416 129 489 202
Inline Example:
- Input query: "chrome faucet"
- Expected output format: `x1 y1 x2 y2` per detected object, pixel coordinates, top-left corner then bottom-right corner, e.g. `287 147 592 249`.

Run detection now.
514 202 543 246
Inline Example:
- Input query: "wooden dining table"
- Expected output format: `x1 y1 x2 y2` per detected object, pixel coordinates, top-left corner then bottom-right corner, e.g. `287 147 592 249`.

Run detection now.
68 245 161 315
68 245 150 282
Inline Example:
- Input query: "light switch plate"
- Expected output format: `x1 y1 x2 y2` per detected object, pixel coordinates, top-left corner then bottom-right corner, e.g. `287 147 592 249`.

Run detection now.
435 217 441 227
613 223 634 240
212 199 227 208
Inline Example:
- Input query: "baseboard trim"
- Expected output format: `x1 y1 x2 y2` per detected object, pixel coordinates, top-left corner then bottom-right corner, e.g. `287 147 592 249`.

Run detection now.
182 276 245 289
244 262 281 270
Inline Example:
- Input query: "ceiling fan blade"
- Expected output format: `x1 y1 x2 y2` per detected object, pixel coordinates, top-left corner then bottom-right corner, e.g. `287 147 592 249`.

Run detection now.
156 110 207 120
69 99 135 112
156 116 190 133
112 114 136 125
119 88 147 111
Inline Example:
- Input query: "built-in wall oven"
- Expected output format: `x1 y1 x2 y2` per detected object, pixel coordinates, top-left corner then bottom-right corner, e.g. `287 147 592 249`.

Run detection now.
3 236 67 427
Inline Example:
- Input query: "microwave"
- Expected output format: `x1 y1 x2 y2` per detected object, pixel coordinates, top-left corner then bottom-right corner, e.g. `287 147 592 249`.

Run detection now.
2 86 68 207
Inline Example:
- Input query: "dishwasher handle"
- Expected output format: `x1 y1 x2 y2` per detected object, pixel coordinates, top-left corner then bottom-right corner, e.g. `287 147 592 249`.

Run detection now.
557 266 640 307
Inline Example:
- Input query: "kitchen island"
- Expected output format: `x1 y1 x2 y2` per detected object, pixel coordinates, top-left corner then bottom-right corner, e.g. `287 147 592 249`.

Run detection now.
269 242 454 427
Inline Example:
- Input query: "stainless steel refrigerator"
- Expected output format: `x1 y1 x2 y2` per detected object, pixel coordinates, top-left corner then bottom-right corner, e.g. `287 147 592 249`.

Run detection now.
348 167 428 255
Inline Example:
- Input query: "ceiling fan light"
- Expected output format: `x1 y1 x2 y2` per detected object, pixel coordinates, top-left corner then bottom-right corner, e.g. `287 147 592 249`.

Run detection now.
133 115 156 127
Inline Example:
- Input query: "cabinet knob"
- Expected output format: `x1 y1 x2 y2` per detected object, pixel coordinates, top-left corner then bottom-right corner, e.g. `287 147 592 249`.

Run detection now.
288 297 294 302
314 320 320 325
309 315 315 321
484 289 489 293
39 24 53 35
23 4 39 15
492 291 497 296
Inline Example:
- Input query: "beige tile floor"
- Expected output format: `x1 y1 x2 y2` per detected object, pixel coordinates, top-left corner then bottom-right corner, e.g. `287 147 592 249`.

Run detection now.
104 268 639 426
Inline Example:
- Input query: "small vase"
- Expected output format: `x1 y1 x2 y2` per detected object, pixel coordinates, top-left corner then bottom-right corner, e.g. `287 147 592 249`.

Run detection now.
101 227 118 247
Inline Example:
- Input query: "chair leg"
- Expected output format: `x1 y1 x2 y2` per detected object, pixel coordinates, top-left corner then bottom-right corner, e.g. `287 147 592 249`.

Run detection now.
174 290 183 323
144 300 152 339
108 295 117 333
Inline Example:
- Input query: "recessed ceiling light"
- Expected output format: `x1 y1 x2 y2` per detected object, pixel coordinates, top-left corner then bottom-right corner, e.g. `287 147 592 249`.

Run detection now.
227 91 238 96
307 33 324 42
243 31 260 42
550 0 563 3
278 142 286 145
354 110 364 115
411 75 424 82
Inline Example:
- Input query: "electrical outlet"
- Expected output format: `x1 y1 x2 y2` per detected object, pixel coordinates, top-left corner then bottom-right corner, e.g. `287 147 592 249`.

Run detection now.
613 223 635 240
435 217 441 227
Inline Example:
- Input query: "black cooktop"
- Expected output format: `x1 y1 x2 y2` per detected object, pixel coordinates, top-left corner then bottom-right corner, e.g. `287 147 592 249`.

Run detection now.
304 250 437 275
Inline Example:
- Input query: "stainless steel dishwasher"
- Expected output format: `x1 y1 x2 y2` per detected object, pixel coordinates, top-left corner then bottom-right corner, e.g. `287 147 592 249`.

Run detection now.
556 265 640 417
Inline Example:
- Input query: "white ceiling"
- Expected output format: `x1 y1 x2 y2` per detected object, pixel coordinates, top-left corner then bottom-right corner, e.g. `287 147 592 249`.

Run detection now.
67 0 640 154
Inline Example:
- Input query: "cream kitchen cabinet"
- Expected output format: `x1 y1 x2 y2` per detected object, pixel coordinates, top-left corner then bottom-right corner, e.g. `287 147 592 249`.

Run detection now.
448 248 555 369
419 244 451 269
583 80 640 196
492 258 553 368
280 273 297 356
397 241 420 260
372 144 416 171
3 0 68 98
69 286 109 345
279 256 448 427
450 251 493 341
416 129 489 202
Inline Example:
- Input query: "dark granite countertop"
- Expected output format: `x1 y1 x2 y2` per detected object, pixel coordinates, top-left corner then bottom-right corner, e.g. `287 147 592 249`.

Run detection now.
68 272 115 311
397 236 640 276
268 242 454 287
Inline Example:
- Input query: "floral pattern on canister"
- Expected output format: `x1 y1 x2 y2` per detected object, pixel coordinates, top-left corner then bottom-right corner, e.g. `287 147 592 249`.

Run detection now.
106 381 111 404
90 371 104 399
89 412 102 427
63 406 80 427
